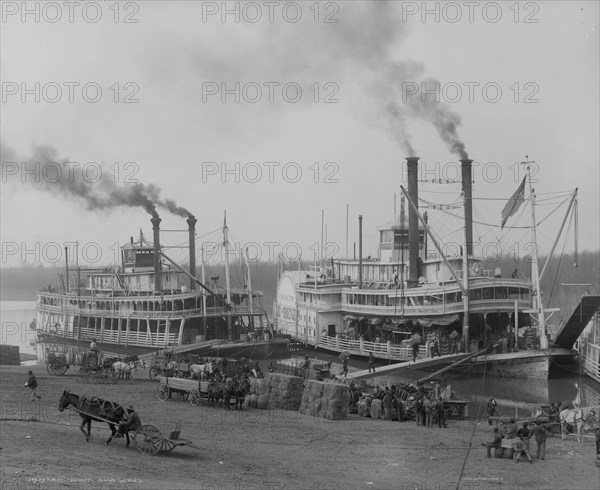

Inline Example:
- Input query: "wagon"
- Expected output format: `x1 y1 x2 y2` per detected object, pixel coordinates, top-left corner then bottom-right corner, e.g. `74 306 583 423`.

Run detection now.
156 376 210 406
133 420 201 455
46 352 69 376
76 359 117 384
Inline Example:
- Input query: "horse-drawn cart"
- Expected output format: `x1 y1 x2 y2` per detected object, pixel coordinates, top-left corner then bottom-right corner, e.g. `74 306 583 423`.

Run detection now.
76 354 117 384
156 376 209 406
46 352 70 376
134 421 201 455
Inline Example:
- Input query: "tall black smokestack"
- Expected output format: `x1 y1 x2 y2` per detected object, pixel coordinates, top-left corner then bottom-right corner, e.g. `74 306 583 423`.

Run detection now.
406 157 420 284
186 215 197 291
151 214 162 292
460 159 473 256
358 215 363 289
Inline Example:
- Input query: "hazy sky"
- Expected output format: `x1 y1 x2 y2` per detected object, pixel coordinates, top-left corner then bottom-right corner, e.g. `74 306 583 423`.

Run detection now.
1 1 598 270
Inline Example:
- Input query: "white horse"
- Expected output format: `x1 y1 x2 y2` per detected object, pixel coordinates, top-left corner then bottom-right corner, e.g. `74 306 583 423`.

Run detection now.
188 363 207 379
559 406 598 442
112 361 132 380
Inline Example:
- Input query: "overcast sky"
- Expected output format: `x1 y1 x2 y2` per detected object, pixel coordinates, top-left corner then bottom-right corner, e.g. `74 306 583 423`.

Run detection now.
1 1 598 270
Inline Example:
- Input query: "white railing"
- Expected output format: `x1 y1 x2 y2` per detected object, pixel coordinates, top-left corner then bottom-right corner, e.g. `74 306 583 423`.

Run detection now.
37 303 256 319
579 341 600 383
77 326 178 347
342 298 530 316
316 335 426 361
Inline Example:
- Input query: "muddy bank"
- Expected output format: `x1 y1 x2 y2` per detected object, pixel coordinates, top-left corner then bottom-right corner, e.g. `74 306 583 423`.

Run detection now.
0 365 598 490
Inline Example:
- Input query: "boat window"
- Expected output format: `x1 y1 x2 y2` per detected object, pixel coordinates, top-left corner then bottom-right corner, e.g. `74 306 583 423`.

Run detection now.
471 289 482 300
483 288 494 300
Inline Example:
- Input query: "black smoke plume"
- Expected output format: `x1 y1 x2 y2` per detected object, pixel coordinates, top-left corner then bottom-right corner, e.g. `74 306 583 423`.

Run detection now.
1 143 192 218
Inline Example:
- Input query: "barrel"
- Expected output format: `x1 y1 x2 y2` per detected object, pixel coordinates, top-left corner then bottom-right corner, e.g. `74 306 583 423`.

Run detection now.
494 447 505 458
503 448 514 459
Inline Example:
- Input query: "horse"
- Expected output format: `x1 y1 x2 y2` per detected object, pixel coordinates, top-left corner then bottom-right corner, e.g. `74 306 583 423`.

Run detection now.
207 380 224 407
112 361 132 380
222 377 236 409
234 376 251 410
188 363 207 380
559 406 598 442
58 390 126 444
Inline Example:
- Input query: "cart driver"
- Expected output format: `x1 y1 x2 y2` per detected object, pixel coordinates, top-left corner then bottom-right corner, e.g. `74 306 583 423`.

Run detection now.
117 405 142 446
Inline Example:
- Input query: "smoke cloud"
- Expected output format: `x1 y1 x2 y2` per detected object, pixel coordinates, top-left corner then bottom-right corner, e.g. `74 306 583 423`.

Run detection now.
194 1 469 158
1 143 192 218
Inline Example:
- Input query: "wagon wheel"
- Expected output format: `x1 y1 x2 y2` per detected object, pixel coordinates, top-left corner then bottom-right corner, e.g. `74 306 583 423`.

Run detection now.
149 367 161 381
157 382 170 401
134 425 163 455
175 391 189 401
47 363 66 376
161 439 177 452
189 388 201 407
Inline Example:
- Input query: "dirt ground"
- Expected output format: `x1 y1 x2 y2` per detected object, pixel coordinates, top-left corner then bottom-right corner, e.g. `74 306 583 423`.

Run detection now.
1 365 598 490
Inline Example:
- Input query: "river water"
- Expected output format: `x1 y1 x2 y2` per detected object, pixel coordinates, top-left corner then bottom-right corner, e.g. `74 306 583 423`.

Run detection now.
3 301 599 414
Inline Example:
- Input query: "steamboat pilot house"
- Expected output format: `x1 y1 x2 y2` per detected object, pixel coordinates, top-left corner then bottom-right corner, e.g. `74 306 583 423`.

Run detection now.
35 214 264 349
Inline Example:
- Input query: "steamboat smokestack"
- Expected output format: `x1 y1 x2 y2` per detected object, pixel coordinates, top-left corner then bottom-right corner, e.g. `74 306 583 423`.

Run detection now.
186 215 197 291
460 159 473 256
358 215 363 289
151 213 162 292
406 156 420 284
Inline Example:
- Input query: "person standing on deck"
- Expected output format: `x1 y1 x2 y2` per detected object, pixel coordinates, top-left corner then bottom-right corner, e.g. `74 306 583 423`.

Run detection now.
341 357 348 377
431 339 441 358
412 339 420 362
368 352 375 373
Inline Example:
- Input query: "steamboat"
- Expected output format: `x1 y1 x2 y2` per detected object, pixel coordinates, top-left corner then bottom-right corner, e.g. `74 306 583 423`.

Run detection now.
34 214 281 361
273 156 600 378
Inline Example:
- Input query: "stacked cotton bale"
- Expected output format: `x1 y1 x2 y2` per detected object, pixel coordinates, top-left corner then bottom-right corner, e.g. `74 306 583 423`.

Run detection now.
244 376 269 409
266 373 304 411
244 373 304 411
299 380 349 420
370 398 382 419
357 396 371 417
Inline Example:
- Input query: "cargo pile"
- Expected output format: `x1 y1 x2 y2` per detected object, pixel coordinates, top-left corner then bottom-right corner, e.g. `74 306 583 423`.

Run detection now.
299 380 349 420
244 373 304 411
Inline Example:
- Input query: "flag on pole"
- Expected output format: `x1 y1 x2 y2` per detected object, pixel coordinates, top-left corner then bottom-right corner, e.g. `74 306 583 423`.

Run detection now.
501 177 526 229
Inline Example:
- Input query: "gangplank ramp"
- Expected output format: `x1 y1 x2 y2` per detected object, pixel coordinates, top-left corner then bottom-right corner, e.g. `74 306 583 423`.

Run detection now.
552 295 600 348
343 353 471 381
138 339 221 361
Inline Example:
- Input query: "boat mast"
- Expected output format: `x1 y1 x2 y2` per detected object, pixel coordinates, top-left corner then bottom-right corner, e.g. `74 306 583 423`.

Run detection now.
523 157 548 349
245 247 254 329
223 212 233 341
201 246 207 340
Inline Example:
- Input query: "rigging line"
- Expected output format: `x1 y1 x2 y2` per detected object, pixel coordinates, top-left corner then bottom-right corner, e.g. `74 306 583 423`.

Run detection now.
547 213 574 306
456 361 487 490
429 198 564 230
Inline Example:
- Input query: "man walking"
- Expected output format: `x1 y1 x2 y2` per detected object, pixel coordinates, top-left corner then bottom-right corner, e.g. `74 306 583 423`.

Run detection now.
24 370 41 401
341 357 348 377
